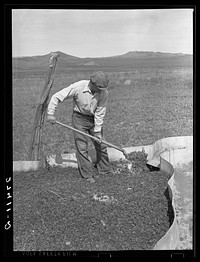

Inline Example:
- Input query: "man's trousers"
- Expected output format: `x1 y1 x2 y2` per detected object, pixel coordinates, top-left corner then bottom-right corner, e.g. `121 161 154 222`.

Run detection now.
72 111 110 179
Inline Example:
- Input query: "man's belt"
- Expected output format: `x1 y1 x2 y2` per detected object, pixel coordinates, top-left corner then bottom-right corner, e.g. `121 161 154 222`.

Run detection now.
73 110 94 118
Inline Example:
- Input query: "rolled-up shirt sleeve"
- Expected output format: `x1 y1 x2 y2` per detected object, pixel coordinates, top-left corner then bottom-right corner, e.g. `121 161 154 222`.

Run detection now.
47 84 75 115
94 90 108 132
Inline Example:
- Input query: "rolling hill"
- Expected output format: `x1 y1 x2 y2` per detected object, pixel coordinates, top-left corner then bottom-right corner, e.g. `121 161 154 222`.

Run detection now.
12 51 193 77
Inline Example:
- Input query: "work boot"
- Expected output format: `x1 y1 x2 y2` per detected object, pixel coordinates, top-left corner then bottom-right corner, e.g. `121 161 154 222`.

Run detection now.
99 170 113 176
86 177 95 183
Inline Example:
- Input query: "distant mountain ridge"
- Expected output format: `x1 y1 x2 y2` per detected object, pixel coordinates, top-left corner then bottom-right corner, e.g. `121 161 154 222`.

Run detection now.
13 51 79 61
117 51 190 58
12 50 193 76
13 50 191 60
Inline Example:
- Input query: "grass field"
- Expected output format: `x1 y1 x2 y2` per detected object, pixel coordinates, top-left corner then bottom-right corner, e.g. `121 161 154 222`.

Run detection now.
13 64 193 161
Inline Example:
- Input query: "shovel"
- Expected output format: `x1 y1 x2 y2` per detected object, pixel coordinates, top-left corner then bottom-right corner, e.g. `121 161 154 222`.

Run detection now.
55 120 128 159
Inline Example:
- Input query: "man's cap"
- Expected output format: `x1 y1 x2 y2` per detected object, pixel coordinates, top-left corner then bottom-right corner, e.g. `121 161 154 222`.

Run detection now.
90 71 109 89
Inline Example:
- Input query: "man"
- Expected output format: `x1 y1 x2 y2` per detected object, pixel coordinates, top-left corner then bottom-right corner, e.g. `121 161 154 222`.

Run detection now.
47 71 111 183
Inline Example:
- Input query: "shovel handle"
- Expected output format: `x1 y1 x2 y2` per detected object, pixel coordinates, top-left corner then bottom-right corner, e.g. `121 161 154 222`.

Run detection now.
55 120 127 157
56 121 99 141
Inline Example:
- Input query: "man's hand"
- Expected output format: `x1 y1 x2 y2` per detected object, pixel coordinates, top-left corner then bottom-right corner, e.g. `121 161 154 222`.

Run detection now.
47 114 56 124
93 132 102 144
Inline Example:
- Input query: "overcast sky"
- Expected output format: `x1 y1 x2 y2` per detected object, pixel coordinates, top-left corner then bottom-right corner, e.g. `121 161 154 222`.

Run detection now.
12 9 193 58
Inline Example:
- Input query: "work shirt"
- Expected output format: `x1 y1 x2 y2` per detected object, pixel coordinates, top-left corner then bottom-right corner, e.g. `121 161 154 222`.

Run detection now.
47 80 108 132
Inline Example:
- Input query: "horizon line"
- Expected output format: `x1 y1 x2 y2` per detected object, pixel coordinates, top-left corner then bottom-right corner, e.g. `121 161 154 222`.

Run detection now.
12 50 193 59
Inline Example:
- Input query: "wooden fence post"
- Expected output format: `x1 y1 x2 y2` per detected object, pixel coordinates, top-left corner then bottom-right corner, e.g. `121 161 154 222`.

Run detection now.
28 52 59 161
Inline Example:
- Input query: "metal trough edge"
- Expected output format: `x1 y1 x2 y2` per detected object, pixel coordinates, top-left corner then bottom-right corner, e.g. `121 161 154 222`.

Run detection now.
13 136 193 250
153 157 179 250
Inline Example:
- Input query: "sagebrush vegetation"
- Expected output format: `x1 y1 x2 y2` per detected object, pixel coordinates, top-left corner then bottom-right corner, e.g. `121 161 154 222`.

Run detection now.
13 54 193 160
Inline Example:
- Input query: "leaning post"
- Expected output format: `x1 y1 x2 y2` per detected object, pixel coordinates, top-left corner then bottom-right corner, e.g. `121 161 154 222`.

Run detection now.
28 52 59 161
